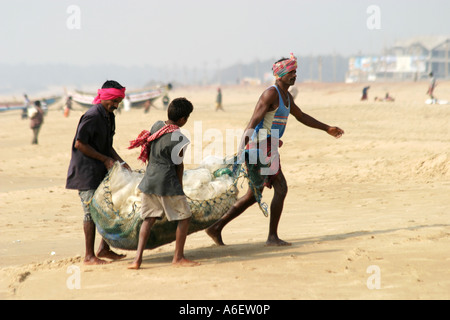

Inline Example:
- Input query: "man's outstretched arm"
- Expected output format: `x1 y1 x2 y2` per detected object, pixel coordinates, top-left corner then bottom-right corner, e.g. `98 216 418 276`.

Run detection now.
290 99 344 138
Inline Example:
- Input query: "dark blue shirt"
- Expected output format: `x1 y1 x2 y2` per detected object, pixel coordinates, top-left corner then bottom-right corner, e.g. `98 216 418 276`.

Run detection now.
66 104 115 190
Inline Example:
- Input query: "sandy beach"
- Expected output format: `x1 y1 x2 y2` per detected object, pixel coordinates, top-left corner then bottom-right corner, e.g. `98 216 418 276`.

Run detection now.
1 81 449 300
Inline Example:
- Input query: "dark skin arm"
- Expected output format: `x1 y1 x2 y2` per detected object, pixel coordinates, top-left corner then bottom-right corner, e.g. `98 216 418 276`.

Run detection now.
289 93 344 138
238 86 344 151
238 88 277 150
74 100 131 171
175 148 184 186
75 140 131 171
176 162 184 186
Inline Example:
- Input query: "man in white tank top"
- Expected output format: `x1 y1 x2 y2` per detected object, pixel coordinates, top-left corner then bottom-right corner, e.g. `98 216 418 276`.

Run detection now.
206 53 344 247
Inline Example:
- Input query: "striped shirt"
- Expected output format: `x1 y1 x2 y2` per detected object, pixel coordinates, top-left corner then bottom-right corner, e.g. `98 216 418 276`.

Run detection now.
252 85 290 141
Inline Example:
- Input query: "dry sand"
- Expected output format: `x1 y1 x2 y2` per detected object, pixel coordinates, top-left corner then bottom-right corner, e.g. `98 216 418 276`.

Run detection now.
1 81 449 300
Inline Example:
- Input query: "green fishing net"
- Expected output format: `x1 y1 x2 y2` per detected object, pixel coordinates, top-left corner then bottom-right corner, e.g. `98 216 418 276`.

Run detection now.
88 152 271 251
89 159 243 250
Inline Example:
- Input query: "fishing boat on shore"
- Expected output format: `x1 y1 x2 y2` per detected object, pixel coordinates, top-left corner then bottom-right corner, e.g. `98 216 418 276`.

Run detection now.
0 96 60 112
70 87 163 108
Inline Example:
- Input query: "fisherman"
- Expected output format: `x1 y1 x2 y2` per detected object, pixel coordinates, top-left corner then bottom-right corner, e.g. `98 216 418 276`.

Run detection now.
66 80 130 265
206 53 344 246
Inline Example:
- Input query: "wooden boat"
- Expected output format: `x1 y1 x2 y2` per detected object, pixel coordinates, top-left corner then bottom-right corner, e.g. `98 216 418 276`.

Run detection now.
0 102 24 112
0 96 60 112
70 88 163 108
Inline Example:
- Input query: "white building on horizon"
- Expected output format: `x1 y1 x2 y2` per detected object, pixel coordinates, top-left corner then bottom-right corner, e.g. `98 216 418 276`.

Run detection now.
346 35 450 82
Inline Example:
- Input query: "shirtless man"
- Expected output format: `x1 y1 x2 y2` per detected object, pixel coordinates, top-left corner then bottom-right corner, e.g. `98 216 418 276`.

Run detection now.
206 53 344 246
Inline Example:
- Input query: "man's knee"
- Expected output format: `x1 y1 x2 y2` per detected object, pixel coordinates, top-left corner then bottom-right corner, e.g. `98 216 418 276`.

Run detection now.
275 185 288 198
238 189 257 207
273 174 288 197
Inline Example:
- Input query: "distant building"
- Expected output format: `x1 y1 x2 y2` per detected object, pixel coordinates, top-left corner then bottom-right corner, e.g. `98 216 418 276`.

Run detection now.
240 77 261 85
346 35 450 82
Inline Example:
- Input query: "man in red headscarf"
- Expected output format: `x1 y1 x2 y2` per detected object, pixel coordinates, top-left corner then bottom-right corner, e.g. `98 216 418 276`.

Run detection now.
66 80 130 265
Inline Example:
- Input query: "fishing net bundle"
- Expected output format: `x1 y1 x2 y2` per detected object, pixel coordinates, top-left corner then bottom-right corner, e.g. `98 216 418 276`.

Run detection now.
89 156 245 250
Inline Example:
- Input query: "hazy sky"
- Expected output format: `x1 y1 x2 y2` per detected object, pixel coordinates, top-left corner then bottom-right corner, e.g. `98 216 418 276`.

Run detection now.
1 0 449 69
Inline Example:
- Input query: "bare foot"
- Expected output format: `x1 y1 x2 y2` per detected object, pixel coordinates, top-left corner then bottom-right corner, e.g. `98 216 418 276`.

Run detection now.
172 257 200 267
84 256 111 265
127 261 142 270
265 235 292 247
97 248 127 261
205 227 225 246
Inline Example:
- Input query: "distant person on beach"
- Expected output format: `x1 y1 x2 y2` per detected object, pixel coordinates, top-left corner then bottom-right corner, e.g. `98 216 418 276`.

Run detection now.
143 99 153 113
374 92 395 102
66 80 130 265
30 100 44 144
123 95 131 112
127 97 199 269
216 87 224 111
382 92 395 102
41 99 48 115
64 96 72 117
22 94 30 119
384 92 395 102
162 94 170 110
206 53 344 246
427 72 436 102
361 86 370 101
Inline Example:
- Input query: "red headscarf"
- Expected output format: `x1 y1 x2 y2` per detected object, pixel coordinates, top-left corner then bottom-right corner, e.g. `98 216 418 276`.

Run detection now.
92 88 126 104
